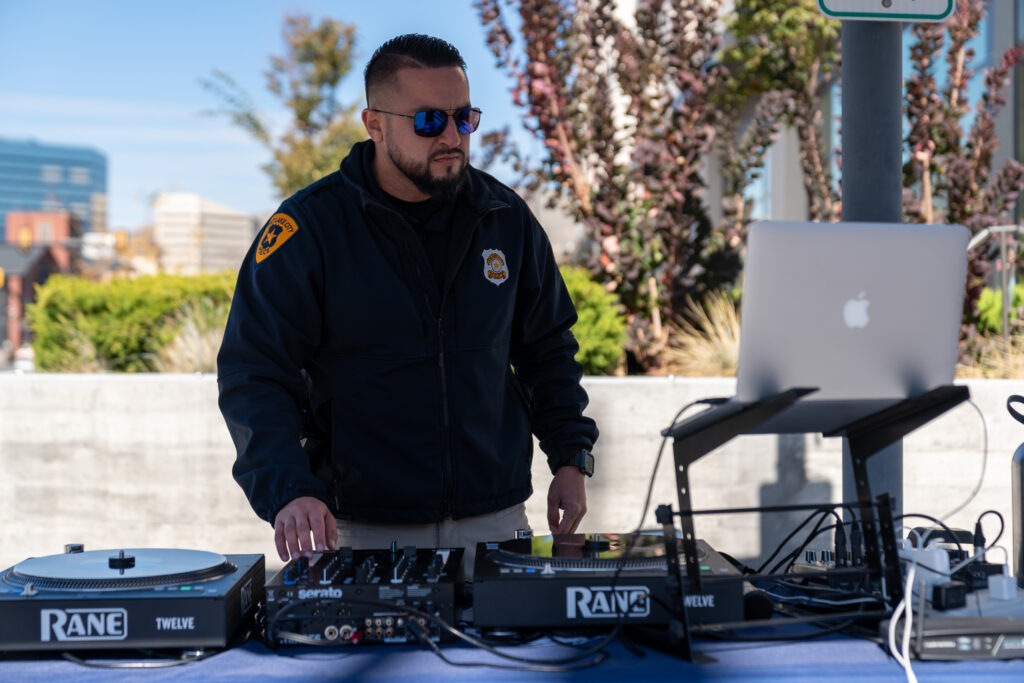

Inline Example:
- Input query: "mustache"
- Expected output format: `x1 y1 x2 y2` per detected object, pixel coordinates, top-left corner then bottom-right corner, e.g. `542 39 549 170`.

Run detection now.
431 149 465 161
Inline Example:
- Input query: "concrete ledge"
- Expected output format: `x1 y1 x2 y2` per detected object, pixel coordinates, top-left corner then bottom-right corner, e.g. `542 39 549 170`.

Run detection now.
0 375 1018 575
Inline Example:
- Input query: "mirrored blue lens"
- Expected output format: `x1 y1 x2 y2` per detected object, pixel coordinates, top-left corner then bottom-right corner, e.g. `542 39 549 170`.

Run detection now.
411 108 481 137
413 110 448 136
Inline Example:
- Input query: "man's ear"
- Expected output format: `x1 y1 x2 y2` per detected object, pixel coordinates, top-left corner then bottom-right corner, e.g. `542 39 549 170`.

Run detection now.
362 109 384 143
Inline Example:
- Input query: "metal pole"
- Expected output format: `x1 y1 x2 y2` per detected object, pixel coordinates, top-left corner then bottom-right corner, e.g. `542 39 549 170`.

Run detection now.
841 21 903 516
1002 229 1010 354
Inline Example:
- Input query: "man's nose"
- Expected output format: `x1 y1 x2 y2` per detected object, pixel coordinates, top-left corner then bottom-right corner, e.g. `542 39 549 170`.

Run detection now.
438 114 462 145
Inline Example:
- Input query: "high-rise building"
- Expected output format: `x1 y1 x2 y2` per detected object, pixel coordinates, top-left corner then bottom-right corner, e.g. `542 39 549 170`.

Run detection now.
153 192 258 274
0 138 107 236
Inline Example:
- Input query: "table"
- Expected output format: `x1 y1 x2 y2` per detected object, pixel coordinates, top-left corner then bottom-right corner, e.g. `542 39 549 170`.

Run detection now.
4 629 1024 682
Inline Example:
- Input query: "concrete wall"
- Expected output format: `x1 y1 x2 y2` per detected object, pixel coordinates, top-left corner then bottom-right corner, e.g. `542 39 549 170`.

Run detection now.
1 375 1019 576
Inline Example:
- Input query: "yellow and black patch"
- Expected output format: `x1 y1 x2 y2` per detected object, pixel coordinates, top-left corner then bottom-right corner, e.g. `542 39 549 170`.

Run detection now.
255 213 299 263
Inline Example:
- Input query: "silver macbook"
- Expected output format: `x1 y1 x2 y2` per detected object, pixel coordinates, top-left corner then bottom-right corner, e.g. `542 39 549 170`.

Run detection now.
734 220 968 434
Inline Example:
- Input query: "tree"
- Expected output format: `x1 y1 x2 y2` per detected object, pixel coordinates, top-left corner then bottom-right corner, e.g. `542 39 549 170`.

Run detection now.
902 0 1024 356
202 15 366 197
476 0 780 370
721 0 842 223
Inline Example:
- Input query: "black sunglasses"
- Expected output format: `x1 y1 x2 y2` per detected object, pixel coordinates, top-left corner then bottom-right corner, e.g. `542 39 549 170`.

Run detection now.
369 106 482 137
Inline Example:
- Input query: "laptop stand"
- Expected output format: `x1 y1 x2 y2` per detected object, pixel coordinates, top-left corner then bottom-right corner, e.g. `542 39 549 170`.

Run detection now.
655 383 970 661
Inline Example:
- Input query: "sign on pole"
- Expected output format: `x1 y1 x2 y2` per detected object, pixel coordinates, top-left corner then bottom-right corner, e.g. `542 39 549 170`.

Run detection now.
818 0 954 22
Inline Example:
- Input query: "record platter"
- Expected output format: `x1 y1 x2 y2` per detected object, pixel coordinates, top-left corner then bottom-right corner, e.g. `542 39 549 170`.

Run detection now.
0 546 264 652
473 533 744 628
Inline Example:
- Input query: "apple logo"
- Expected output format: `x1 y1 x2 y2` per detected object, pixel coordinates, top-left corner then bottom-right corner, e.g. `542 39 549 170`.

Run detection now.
843 292 870 328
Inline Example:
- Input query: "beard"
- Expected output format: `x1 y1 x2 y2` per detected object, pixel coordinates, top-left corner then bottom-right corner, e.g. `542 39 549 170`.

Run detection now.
385 142 468 201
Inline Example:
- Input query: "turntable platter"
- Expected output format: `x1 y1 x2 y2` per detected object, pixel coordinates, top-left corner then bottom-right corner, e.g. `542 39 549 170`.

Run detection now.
3 548 236 591
487 532 704 572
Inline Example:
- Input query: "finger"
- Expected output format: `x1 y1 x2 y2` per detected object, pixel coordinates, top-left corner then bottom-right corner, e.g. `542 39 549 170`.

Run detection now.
281 516 301 560
547 501 562 533
324 512 338 550
565 509 583 534
560 503 584 534
295 515 313 557
309 512 327 552
274 523 289 562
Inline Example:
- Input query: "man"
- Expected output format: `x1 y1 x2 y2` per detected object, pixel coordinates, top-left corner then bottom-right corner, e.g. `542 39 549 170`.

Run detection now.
218 34 598 574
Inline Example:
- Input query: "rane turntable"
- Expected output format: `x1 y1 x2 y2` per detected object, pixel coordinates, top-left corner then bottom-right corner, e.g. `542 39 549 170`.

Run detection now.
473 533 743 628
0 546 264 652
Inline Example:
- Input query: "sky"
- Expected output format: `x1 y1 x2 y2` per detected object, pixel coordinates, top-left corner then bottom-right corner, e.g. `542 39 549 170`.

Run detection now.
0 1 538 231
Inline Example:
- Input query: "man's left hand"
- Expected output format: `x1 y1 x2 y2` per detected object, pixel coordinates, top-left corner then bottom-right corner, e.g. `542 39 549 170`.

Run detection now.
547 465 587 534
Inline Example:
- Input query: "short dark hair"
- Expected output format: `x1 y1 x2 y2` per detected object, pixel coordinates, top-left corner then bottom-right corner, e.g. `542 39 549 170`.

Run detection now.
364 34 466 105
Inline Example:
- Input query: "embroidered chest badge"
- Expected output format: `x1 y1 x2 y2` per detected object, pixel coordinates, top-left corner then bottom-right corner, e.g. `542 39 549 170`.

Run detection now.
482 249 509 286
255 213 300 263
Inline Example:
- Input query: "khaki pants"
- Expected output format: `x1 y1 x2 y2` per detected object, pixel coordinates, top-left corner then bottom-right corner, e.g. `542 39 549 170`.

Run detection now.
334 503 531 580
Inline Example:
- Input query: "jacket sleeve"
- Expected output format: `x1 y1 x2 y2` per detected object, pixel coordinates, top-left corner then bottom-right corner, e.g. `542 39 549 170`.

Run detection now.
509 204 599 473
217 202 329 524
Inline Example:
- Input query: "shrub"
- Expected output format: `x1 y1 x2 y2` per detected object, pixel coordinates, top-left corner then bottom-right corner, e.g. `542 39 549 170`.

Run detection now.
560 266 627 375
664 291 741 377
28 272 235 372
976 284 1024 335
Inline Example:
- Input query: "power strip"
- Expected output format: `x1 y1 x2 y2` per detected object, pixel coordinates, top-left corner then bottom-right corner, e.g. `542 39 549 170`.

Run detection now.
898 540 951 595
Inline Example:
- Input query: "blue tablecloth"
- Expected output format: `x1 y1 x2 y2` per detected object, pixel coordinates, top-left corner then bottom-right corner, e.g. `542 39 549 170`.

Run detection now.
3 631 1024 682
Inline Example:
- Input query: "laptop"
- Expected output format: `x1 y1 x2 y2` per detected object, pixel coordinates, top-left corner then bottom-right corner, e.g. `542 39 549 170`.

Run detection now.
730 220 969 434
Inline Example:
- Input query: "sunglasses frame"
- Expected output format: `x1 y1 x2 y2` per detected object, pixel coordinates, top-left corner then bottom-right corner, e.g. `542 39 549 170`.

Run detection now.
369 106 482 138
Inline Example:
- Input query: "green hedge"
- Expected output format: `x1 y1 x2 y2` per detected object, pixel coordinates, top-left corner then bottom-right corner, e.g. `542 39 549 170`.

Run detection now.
27 267 625 375
27 272 235 372
560 266 627 375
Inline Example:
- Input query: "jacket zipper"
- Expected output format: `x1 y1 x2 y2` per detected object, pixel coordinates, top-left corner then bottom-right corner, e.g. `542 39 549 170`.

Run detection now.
434 205 506 520
415 204 505 521
437 315 454 520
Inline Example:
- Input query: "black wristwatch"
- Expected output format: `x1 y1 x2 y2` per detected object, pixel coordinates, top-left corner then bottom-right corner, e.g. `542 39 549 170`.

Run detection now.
567 449 594 477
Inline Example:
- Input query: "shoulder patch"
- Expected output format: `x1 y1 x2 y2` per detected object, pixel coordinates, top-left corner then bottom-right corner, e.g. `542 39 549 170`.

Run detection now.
255 213 300 263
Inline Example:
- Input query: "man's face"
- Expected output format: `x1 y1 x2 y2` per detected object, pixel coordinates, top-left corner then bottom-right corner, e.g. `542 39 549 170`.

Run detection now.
366 65 472 201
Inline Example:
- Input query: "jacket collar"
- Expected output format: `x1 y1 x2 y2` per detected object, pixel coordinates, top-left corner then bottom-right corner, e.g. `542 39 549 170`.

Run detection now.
339 140 508 216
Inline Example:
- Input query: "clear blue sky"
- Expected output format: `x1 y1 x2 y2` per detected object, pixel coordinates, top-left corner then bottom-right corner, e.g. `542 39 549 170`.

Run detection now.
0 1 536 231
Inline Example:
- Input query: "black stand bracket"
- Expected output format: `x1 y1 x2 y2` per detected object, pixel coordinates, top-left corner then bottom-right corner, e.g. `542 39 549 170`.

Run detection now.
658 383 969 657
824 384 970 605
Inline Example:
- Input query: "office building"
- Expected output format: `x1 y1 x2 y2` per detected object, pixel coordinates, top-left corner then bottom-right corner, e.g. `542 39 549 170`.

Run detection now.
153 192 257 274
0 138 107 236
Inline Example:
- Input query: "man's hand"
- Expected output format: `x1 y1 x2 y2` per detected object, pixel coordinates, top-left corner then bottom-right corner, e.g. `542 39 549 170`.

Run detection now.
273 496 337 561
547 466 587 535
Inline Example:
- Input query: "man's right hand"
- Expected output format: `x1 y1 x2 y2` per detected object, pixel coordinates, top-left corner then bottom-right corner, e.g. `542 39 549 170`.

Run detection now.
273 496 338 561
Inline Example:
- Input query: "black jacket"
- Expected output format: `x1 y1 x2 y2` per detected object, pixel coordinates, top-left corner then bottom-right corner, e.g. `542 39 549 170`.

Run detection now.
218 140 598 524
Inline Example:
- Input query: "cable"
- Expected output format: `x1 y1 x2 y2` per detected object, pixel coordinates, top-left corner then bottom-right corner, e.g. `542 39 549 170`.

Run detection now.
762 587 883 608
633 398 728 535
61 648 211 669
894 513 965 553
756 509 832 574
939 398 988 520
406 620 610 672
949 510 1004 575
268 596 615 671
602 398 732 636
887 561 918 683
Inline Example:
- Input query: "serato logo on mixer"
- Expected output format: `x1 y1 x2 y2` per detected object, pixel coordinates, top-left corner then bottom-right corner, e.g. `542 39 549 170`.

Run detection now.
298 587 343 600
566 586 651 619
40 607 128 642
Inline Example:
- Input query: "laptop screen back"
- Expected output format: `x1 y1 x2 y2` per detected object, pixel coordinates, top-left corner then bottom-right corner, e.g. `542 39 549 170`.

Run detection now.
735 221 968 430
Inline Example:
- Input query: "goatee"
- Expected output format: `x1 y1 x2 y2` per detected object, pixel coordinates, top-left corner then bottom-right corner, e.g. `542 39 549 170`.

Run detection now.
387 145 468 201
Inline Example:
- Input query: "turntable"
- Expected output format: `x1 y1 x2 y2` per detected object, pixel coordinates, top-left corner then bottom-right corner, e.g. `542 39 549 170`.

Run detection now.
0 546 264 652
473 533 743 628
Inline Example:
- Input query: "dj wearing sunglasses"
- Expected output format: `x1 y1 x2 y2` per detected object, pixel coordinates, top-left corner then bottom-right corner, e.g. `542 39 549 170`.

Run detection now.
219 34 599 579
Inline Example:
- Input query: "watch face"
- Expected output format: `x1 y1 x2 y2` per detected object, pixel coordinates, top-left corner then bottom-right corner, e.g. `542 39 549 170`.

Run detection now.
575 450 594 476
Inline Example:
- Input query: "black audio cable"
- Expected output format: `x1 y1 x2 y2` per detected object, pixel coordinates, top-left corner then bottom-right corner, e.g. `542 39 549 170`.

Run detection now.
268 595 615 672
